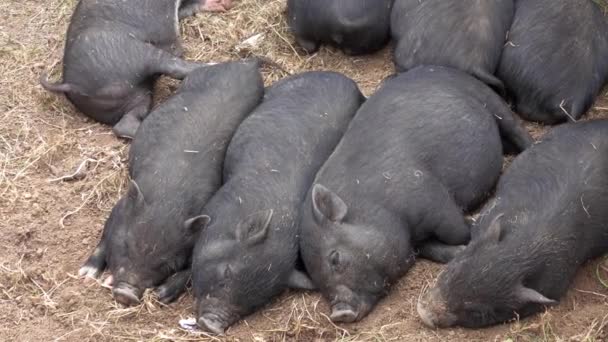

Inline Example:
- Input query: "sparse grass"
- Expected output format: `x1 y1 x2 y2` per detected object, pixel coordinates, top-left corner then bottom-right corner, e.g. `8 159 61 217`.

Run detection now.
506 310 608 342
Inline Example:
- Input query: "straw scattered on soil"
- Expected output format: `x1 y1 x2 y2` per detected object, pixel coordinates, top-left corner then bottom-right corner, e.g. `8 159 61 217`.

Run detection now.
1 0 607 341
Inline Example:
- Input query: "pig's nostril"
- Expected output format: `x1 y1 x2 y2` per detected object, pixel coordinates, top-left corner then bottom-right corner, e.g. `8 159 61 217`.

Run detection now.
112 282 142 306
198 313 227 335
330 303 359 323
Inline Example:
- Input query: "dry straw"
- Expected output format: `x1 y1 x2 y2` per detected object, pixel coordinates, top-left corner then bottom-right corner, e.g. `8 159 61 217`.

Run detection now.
1 0 607 341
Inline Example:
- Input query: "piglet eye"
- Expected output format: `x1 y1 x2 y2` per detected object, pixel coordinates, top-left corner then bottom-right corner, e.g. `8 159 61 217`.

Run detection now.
329 251 340 267
224 265 232 279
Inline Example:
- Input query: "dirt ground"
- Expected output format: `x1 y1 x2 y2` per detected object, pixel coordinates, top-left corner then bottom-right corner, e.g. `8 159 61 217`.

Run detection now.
1 0 608 341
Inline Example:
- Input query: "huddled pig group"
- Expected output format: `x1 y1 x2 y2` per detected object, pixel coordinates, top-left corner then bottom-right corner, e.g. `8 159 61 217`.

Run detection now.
41 0 608 335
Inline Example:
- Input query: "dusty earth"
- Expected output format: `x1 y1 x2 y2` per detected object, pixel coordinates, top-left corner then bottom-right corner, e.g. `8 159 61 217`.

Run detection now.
1 0 608 341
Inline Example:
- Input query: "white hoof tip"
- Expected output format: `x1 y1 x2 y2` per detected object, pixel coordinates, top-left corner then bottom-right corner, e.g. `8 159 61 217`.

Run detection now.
79 265 101 279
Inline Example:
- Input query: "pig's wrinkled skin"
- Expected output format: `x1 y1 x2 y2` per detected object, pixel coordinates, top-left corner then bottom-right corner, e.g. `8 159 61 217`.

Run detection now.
300 65 533 324
391 0 513 93
39 0 226 139
497 0 608 124
191 71 365 335
287 0 394 55
78 61 264 306
418 120 608 329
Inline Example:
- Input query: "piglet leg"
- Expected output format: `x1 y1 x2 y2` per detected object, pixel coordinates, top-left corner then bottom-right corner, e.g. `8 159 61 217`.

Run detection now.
154 53 214 80
156 269 191 304
415 186 471 263
417 241 466 264
425 192 472 247
296 37 320 54
79 240 108 280
493 105 535 154
112 94 152 139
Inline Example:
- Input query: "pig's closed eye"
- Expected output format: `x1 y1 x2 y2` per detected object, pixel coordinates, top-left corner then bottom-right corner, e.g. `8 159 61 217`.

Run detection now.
329 251 341 269
213 265 232 289
223 265 232 279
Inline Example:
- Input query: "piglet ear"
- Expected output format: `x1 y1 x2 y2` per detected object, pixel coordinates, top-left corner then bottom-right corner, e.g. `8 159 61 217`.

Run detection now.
184 215 211 234
127 180 145 207
311 184 348 223
236 209 273 245
516 285 556 305
287 269 316 290
483 214 504 244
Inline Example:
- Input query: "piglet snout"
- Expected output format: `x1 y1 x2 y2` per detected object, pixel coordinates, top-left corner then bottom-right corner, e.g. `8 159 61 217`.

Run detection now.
112 282 142 306
417 287 456 328
197 313 227 335
329 285 368 323
330 302 358 323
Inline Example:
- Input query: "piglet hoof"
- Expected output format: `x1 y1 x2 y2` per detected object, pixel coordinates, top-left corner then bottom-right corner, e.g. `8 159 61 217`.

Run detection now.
79 246 107 283
156 284 182 304
78 265 103 280
112 115 141 139
156 270 190 304
296 38 319 54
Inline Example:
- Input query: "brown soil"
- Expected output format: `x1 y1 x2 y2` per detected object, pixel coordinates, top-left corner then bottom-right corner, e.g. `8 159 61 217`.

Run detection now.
1 0 607 341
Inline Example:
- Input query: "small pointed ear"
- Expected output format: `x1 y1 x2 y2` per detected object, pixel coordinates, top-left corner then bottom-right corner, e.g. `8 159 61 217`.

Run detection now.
516 285 556 305
311 184 348 223
236 209 273 245
286 269 316 290
127 180 145 207
483 213 504 244
184 215 211 234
